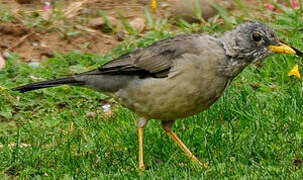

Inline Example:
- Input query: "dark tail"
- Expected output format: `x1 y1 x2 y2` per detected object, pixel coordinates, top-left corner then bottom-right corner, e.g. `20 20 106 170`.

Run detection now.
12 77 83 93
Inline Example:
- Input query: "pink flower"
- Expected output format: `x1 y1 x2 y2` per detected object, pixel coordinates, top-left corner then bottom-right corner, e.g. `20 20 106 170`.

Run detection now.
44 2 51 11
265 3 274 9
264 3 281 13
291 0 300 9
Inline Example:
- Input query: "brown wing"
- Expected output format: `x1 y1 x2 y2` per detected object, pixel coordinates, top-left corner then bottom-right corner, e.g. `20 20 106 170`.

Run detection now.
83 34 202 78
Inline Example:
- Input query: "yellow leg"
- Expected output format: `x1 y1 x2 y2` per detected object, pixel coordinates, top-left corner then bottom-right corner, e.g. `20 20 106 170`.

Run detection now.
138 127 145 170
164 129 209 169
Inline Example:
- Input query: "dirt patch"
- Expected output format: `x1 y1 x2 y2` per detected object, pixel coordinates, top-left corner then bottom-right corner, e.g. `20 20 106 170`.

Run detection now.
0 23 117 62
0 0 175 62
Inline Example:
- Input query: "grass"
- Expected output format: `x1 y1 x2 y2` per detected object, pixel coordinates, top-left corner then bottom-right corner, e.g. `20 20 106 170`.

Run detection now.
0 2 303 179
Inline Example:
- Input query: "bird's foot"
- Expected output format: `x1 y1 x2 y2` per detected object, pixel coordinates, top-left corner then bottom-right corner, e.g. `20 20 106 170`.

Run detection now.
192 157 209 169
139 163 146 171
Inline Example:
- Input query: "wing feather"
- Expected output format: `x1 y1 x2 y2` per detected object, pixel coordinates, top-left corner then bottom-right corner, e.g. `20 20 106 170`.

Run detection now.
83 34 202 78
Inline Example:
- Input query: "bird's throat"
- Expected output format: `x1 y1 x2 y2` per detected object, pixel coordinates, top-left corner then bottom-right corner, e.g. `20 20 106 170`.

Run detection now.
219 57 250 78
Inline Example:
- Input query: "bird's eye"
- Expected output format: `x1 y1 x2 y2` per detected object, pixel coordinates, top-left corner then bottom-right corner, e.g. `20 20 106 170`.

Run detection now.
251 32 263 43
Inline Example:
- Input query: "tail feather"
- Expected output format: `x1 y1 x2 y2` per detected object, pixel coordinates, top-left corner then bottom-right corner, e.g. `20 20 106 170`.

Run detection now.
12 77 83 93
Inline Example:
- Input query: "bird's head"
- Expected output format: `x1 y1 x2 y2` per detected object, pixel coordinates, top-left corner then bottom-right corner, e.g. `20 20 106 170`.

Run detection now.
221 21 296 63
219 21 299 77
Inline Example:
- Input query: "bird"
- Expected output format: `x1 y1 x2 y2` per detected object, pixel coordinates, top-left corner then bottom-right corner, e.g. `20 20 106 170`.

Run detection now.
13 21 300 170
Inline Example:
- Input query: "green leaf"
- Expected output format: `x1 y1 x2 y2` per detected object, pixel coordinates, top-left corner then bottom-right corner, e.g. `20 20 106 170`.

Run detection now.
0 105 12 119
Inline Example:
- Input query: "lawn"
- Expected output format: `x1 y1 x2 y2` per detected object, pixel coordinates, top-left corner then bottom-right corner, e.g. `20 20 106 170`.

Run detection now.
0 2 303 179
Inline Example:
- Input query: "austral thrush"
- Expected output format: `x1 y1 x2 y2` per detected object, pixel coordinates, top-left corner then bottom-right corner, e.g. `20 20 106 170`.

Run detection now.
13 21 301 170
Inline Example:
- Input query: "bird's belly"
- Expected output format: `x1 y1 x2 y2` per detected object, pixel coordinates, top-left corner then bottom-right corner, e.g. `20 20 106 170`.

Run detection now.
115 73 229 121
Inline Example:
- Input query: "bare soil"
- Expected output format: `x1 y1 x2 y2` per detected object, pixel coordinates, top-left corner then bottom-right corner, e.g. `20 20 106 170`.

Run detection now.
0 0 175 62
0 22 118 62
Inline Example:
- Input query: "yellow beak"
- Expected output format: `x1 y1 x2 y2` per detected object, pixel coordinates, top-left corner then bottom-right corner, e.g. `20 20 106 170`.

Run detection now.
268 43 296 55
